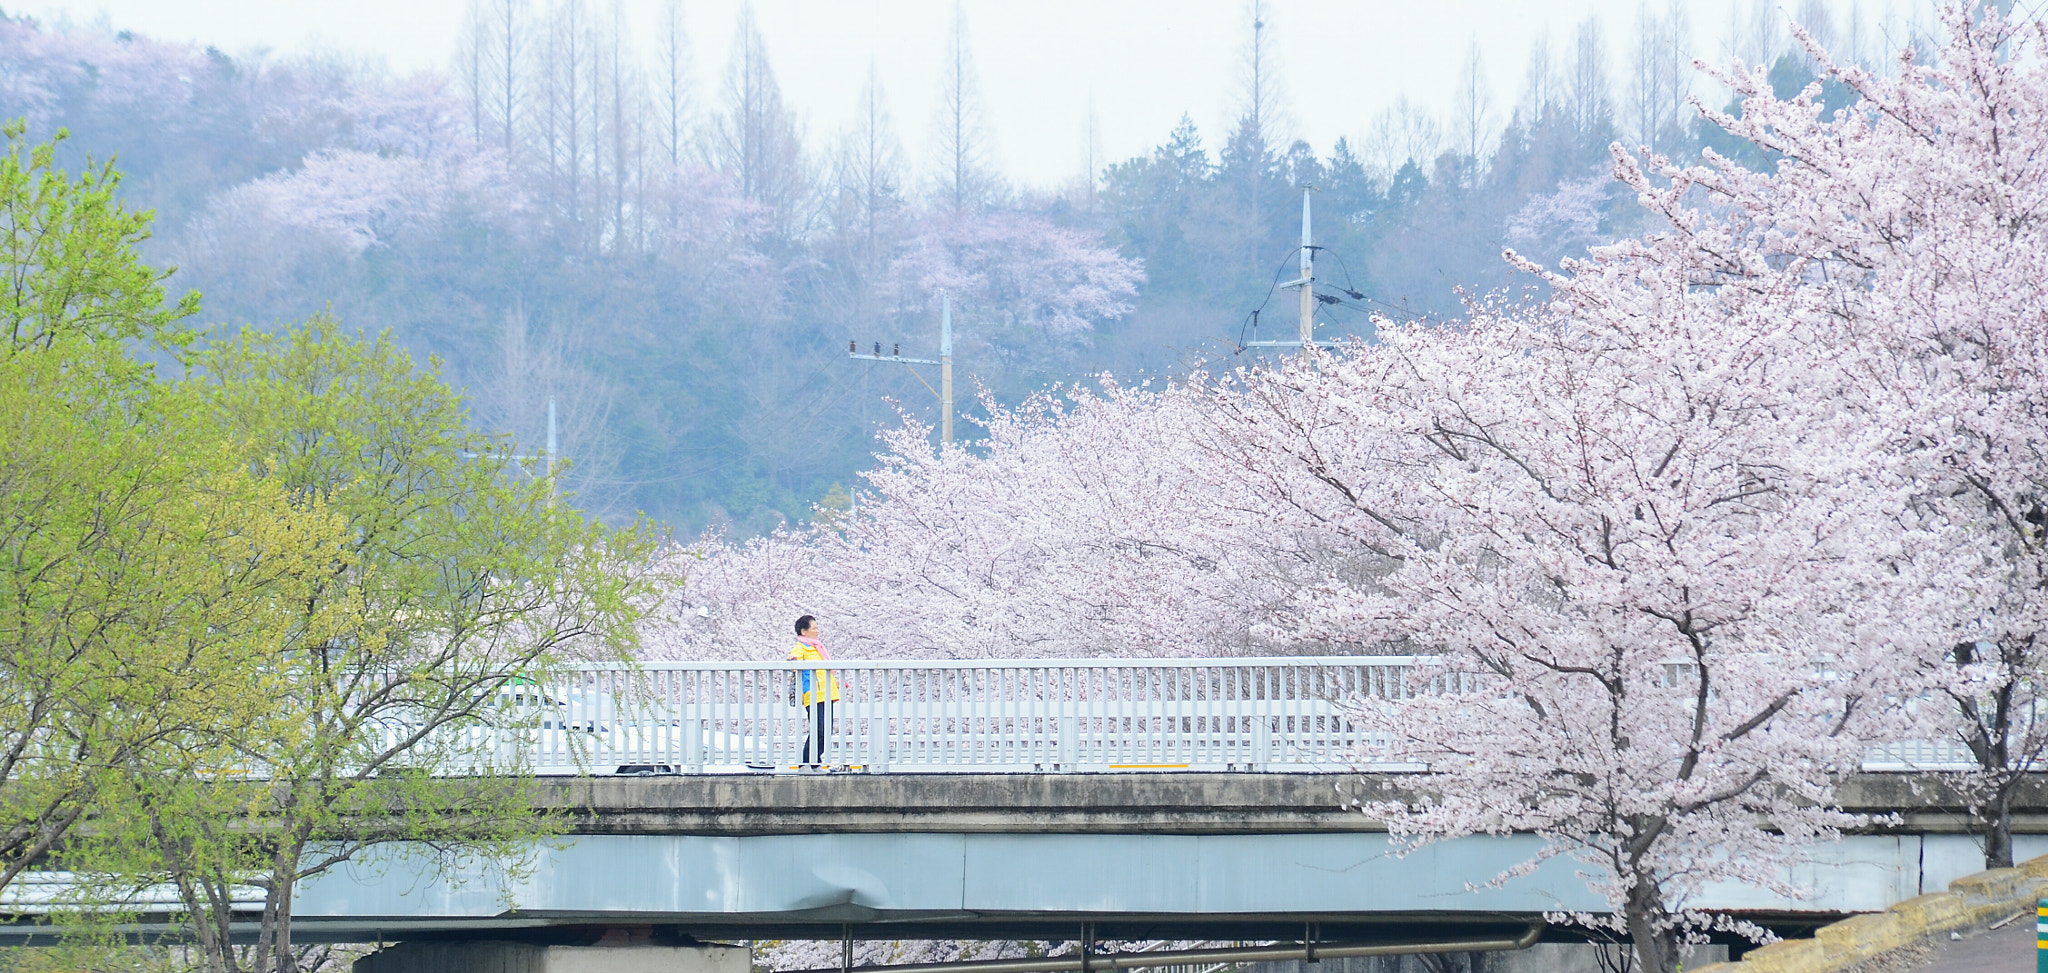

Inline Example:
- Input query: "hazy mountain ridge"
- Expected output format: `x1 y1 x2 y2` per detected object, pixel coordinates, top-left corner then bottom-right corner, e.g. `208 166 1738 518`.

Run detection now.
0 1 1895 532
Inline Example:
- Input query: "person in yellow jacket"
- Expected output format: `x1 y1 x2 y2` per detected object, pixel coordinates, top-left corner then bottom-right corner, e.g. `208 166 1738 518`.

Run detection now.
788 614 840 769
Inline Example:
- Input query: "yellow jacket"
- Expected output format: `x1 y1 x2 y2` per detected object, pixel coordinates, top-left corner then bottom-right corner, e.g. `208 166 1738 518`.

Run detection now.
788 641 841 705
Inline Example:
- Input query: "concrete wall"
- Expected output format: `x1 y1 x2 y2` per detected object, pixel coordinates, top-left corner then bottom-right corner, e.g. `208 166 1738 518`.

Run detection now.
1693 852 2048 973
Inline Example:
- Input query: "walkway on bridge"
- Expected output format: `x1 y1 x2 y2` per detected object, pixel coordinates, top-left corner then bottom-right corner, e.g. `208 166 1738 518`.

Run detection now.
494 657 1975 776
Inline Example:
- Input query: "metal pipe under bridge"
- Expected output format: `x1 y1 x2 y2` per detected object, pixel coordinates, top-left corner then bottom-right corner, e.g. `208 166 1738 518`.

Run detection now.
490 657 1973 776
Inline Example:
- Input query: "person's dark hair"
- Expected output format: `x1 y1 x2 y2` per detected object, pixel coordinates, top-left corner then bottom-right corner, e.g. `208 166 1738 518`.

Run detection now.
795 614 816 636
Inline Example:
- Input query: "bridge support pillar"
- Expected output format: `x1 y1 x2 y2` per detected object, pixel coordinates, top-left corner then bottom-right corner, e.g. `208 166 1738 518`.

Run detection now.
353 940 748 973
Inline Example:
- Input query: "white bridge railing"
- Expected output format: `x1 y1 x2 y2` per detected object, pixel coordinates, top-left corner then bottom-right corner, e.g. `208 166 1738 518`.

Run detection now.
493 657 1979 776
514 657 1434 774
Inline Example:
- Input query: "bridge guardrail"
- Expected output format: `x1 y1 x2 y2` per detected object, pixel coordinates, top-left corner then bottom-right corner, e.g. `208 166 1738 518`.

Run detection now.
510 657 1435 774
399 657 1985 776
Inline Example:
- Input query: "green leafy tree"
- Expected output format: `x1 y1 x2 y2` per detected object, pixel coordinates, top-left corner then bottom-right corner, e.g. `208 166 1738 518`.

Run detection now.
0 349 347 901
0 120 314 900
78 315 655 973
0 121 198 358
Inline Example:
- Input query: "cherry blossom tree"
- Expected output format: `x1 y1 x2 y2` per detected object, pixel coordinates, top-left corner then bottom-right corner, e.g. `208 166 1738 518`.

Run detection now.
206 150 475 256
168 66 525 320
0 19 383 215
1503 174 1608 253
1193 7 2048 962
643 164 779 311
646 521 835 662
1617 3 2048 870
1200 22 2028 946
642 379 1291 662
886 213 1144 346
338 72 475 160
1210 299 1959 971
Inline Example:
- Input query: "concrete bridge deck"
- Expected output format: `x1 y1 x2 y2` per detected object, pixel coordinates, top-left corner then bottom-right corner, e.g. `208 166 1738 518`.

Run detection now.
257 774 2048 944
533 771 2048 837
8 773 2044 947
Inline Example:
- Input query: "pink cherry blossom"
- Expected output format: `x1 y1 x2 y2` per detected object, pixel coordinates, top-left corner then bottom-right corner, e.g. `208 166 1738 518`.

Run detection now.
885 212 1144 339
642 379 1287 662
1660 4 2048 870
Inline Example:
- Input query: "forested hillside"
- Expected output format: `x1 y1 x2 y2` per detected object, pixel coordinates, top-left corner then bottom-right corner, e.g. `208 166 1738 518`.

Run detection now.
0 0 1904 531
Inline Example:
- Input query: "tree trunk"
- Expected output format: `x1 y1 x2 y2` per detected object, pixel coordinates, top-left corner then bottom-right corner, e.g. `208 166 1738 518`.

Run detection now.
262 837 307 973
1985 783 2015 869
1624 879 1679 973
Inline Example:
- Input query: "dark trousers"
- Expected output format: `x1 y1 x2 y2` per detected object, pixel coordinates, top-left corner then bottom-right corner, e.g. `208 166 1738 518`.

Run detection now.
801 700 833 767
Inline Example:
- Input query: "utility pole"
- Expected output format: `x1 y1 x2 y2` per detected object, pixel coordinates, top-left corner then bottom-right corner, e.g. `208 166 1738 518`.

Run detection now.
848 289 956 447
545 395 559 505
1296 187 1314 346
465 397 559 498
940 290 954 447
1244 187 1340 351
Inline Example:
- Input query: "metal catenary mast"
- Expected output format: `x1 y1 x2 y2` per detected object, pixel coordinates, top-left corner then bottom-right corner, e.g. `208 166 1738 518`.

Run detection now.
1245 187 1341 351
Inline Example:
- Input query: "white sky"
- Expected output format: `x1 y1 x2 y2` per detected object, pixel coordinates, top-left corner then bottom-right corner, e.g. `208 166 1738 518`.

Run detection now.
29 1 1913 189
